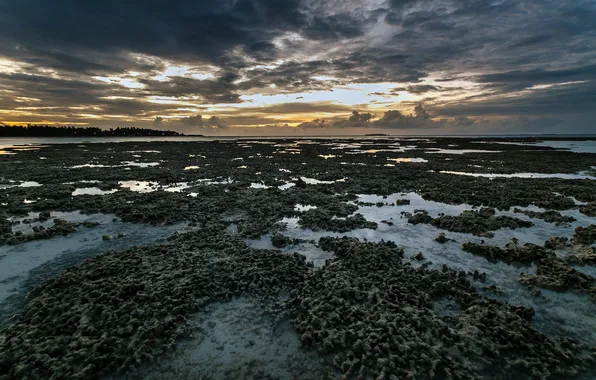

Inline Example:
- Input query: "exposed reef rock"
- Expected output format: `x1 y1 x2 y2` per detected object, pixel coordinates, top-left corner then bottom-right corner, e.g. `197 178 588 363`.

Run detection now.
298 209 377 233
519 258 596 300
545 236 571 250
408 208 533 237
573 225 596 245
580 202 596 217
270 232 308 248
462 239 554 264
290 237 588 379
513 208 576 226
0 219 100 246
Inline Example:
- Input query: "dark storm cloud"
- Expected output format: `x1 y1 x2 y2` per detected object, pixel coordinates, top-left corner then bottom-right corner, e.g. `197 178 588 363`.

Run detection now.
0 0 373 76
437 80 596 117
0 0 304 67
137 75 242 104
475 64 596 87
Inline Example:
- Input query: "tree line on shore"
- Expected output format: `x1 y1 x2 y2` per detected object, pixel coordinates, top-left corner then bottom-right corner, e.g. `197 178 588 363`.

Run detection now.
0 125 185 137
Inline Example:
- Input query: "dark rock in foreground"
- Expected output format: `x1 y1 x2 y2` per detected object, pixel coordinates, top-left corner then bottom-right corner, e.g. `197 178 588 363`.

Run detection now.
290 237 588 379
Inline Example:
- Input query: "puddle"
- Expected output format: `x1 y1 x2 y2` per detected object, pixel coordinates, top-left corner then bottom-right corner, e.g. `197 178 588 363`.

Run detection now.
427 149 502 154
184 166 200 171
140 297 323 379
71 162 160 169
294 204 317 212
300 177 346 185
72 188 118 196
346 146 417 154
387 157 428 163
250 183 270 189
119 181 156 193
121 161 160 168
278 182 296 190
0 181 42 189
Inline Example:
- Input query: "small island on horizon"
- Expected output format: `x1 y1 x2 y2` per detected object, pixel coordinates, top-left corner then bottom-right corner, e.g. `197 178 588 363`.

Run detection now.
0 125 195 138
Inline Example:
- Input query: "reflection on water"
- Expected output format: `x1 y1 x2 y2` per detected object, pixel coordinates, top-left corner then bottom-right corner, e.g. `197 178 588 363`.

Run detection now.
440 170 596 180
427 148 503 154
72 187 118 196
71 161 160 169
294 204 317 212
0 181 42 189
300 176 346 184
486 140 596 154
387 157 428 163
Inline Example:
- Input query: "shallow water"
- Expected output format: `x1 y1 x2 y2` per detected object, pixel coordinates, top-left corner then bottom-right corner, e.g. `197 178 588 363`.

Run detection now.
300 176 346 184
427 148 502 154
273 192 596 347
137 297 324 380
487 140 596 154
387 157 428 163
0 212 184 326
440 170 596 180
72 187 118 196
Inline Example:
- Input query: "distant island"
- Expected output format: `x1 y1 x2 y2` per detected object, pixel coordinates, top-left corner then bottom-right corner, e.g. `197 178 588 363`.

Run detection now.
0 125 191 138
364 133 389 136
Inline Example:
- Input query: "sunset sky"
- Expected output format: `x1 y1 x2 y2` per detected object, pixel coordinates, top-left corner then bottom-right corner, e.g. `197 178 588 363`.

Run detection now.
0 0 595 135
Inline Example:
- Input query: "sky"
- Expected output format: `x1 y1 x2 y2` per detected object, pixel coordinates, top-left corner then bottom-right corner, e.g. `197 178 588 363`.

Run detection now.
0 0 595 135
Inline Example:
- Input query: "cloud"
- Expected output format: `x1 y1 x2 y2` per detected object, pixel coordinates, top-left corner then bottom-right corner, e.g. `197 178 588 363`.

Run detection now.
348 111 373 123
0 0 595 133
179 115 227 129
297 103 442 130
